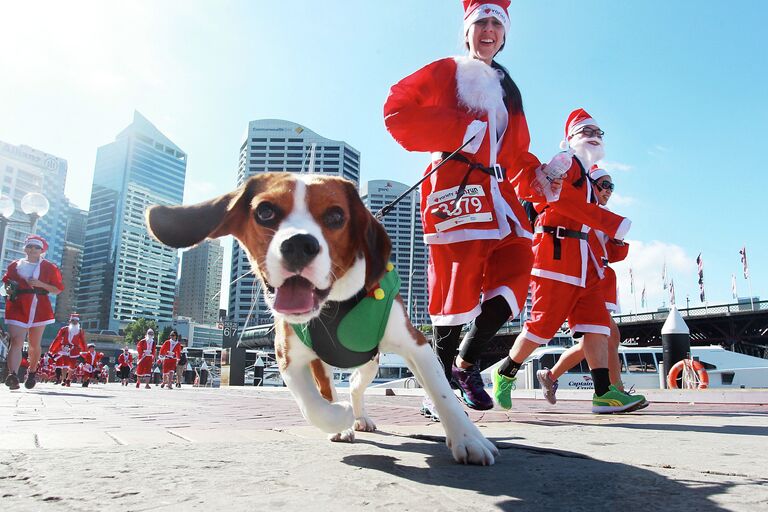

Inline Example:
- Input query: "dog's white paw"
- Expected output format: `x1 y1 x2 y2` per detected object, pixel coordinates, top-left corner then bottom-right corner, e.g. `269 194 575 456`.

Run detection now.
310 400 355 434
328 429 355 443
353 415 377 432
446 427 498 466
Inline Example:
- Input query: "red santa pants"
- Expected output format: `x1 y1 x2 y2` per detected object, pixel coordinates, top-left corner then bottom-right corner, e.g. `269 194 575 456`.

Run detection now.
602 267 619 313
162 358 178 374
428 235 533 326
522 267 610 344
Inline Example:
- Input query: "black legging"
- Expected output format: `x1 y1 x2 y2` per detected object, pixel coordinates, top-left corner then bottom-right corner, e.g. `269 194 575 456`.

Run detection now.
432 295 512 381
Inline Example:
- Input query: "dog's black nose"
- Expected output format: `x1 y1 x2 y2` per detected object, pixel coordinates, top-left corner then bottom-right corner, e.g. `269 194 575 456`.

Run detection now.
280 234 320 271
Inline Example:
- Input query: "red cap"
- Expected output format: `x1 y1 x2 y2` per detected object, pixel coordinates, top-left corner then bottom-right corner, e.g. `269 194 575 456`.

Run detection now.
24 234 48 252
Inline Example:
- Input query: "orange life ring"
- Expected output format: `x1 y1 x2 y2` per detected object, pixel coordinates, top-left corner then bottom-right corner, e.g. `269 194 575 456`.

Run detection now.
667 359 709 389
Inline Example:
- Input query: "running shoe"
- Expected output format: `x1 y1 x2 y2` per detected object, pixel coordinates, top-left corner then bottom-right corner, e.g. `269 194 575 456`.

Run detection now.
451 365 493 410
5 373 20 390
420 396 440 422
136 381 140 389
592 385 646 414
492 369 516 410
621 385 649 410
536 369 559 405
24 371 37 390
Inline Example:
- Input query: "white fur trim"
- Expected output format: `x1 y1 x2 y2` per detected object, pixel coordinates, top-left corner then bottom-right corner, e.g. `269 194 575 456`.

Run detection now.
464 3 510 34
482 286 520 319
571 323 611 336
614 218 631 240
568 118 597 138
519 327 551 345
430 304 482 327
454 56 505 114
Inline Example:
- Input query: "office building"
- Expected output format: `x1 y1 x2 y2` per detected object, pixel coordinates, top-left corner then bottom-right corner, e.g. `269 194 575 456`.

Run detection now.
78 111 187 332
361 180 429 326
177 239 224 325
228 119 360 328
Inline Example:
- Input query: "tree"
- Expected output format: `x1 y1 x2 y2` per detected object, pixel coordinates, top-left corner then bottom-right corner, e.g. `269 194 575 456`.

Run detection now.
159 325 173 342
124 318 159 345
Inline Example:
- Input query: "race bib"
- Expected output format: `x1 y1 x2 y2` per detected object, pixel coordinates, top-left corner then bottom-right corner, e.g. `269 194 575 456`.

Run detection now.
426 184 493 232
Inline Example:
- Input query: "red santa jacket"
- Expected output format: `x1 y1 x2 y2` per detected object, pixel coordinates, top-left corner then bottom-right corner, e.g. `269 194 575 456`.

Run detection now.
3 259 64 327
384 57 543 245
531 157 631 287
159 339 182 361
590 213 630 310
136 338 157 362
48 326 87 361
80 350 102 373
118 352 133 369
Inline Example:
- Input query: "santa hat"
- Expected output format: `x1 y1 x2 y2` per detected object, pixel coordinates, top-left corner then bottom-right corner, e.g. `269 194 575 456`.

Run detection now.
69 313 80 323
24 234 48 252
87 343 95 349
590 167 610 181
463 0 511 35
559 108 599 150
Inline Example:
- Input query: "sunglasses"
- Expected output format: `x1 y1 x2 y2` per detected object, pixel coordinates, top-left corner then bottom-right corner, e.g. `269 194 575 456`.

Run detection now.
576 127 605 139
25 245 42 250
596 180 615 192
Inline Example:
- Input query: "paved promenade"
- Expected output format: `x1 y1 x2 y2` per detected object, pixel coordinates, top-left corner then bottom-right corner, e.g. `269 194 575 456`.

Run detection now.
1 383 767 511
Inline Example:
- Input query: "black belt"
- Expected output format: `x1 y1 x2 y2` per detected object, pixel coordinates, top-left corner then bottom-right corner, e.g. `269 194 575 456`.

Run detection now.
17 288 49 296
535 225 588 260
431 153 506 220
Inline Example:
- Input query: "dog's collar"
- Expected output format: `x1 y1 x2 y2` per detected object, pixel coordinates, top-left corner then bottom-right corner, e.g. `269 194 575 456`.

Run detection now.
290 263 401 368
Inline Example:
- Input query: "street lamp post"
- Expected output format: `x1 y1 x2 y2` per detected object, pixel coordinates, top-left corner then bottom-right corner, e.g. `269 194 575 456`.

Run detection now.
0 192 50 269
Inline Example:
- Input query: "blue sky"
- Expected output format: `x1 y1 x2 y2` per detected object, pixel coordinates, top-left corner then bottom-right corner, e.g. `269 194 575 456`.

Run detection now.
1 0 766 312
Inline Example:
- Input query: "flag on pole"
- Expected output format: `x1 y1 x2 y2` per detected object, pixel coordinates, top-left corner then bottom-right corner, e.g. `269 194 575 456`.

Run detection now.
696 253 706 302
669 279 676 305
739 246 749 279
662 262 668 290
641 284 646 308
731 274 738 299
629 267 635 294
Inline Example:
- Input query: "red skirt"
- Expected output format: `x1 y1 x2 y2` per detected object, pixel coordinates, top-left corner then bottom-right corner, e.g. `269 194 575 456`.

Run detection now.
162 358 178 374
136 356 154 377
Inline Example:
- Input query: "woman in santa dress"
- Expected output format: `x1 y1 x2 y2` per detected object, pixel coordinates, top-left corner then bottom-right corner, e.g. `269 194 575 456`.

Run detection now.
3 235 64 390
384 0 559 412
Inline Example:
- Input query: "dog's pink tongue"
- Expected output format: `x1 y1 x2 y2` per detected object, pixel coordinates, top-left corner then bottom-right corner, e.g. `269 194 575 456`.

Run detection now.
274 277 314 314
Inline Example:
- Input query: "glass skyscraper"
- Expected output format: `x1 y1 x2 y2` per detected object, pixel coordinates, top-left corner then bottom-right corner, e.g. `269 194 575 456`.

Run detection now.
361 180 429 326
228 119 360 329
78 111 187 332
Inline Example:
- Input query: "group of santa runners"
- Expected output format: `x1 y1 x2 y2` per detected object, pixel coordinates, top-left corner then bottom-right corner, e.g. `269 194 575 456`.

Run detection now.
130 328 186 389
384 0 648 417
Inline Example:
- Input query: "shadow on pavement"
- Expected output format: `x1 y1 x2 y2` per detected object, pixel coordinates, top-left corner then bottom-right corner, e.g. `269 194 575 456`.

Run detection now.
514 419 767 437
346 434 743 511
29 391 115 399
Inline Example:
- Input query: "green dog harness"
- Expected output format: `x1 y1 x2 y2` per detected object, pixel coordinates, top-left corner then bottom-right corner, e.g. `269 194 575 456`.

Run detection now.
290 263 401 369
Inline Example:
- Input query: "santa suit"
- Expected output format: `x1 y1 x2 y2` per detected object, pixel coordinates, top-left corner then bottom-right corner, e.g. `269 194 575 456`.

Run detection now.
159 339 182 374
135 338 157 377
3 258 64 328
384 57 542 325
590 222 630 313
522 156 631 343
48 325 86 369
117 352 133 379
79 350 102 379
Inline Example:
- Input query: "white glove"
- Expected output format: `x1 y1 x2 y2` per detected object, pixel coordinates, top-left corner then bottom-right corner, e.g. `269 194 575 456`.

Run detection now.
462 120 487 154
532 166 561 202
542 150 573 180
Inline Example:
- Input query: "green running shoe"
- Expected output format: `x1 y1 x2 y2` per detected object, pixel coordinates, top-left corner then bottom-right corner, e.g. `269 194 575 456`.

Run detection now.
592 384 646 414
493 369 516 410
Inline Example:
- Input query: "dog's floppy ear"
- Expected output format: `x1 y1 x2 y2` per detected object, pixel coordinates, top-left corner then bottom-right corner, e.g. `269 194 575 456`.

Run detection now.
345 181 391 290
146 179 257 249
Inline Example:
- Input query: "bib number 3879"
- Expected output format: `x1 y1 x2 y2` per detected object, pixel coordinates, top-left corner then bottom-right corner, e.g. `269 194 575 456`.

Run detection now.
426 185 493 232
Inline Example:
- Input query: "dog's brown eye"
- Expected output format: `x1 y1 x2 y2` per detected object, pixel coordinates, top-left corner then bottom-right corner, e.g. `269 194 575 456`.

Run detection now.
323 206 345 230
255 202 281 226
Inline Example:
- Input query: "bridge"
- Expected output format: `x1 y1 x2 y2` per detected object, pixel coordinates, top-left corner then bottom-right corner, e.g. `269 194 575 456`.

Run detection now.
235 301 768 371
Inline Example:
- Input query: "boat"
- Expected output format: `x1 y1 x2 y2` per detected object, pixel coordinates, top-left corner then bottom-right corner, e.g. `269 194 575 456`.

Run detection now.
480 345 768 390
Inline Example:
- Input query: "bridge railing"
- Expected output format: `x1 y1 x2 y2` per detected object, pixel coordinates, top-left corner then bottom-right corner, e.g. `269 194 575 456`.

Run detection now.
613 300 768 325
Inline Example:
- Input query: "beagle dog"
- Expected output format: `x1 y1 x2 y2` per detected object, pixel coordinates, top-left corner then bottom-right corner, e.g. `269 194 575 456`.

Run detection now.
146 172 497 465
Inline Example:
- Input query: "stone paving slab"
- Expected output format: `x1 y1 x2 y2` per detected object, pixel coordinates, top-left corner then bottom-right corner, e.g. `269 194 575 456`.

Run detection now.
1 382 767 511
